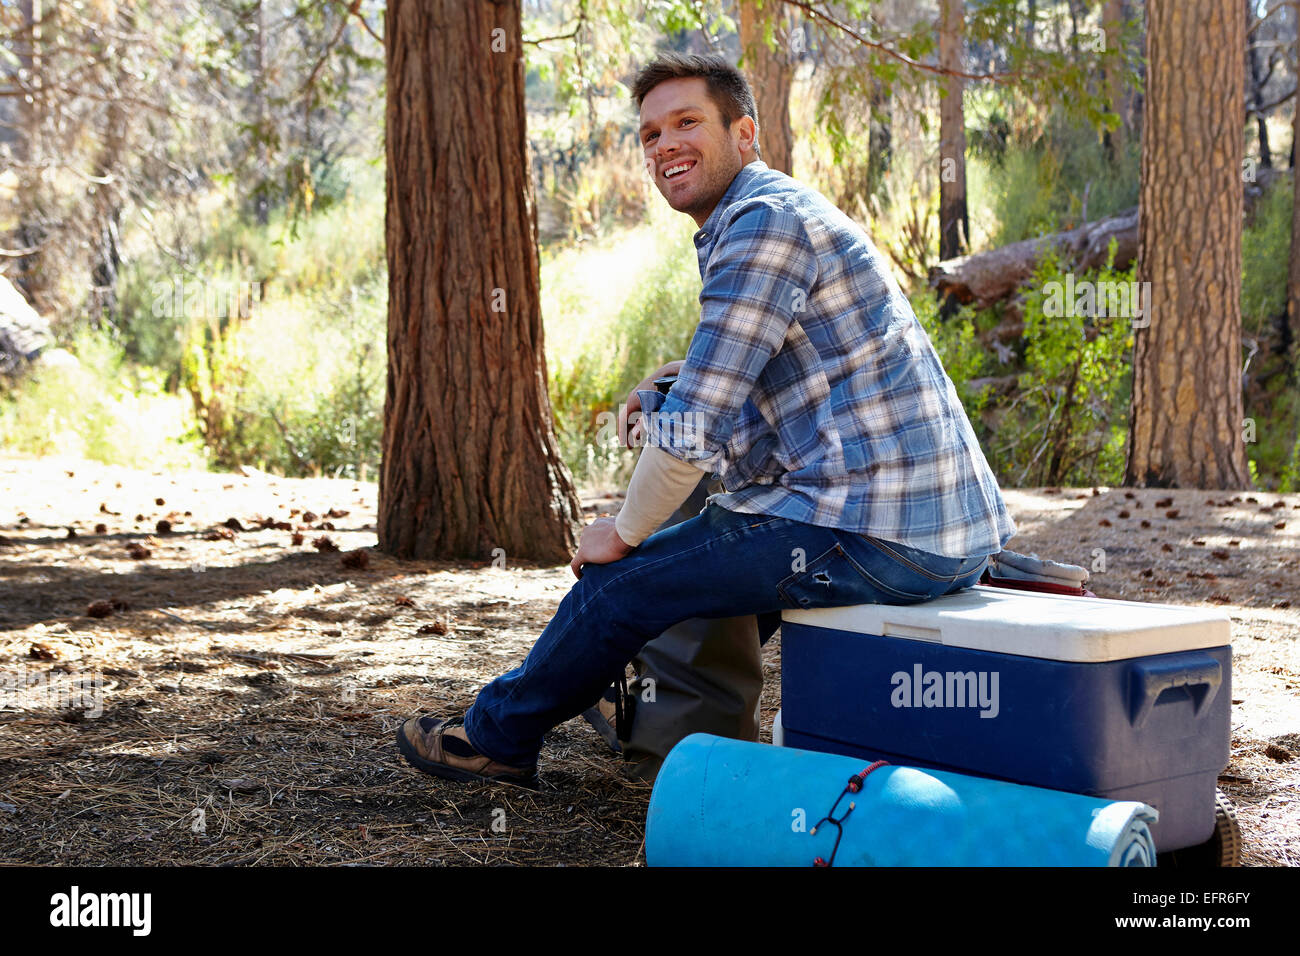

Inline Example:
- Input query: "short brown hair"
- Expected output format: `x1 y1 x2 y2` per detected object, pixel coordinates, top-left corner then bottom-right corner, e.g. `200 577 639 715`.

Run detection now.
631 52 760 152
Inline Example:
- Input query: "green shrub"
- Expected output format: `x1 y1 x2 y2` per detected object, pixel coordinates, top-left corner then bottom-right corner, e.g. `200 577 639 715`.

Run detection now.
984 117 1139 247
543 212 701 487
179 279 386 479
116 158 385 378
1239 176 1300 491
989 243 1134 488
910 291 995 416
1237 179 1289 335
104 158 390 478
1278 419 1300 492
1241 176 1290 336
0 327 205 469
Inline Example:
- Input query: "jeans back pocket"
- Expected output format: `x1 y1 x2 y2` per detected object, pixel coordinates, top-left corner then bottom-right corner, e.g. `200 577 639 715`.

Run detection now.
777 543 930 609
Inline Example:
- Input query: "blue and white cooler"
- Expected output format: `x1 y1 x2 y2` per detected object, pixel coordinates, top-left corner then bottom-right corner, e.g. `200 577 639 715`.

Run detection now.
778 585 1233 853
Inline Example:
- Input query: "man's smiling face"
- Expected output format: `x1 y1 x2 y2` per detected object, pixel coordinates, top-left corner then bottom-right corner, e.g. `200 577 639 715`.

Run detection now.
639 77 754 227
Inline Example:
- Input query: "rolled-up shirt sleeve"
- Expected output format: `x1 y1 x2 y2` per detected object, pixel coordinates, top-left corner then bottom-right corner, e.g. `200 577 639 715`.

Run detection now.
644 201 818 473
613 445 708 547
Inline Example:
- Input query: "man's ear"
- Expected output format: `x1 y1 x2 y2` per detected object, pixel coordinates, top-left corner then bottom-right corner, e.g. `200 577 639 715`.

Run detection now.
734 115 758 156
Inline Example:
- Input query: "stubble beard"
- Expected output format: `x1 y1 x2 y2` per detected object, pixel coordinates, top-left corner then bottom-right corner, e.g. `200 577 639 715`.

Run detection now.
661 152 743 224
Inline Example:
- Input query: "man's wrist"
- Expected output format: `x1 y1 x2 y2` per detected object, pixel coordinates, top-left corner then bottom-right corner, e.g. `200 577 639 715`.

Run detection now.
613 525 636 553
614 508 646 549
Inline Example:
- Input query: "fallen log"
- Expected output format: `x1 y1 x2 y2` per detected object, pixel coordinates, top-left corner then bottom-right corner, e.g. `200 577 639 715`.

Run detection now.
929 208 1138 310
930 168 1285 311
966 373 1020 397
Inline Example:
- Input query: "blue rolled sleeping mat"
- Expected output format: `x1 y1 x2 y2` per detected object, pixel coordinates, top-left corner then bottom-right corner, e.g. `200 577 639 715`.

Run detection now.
646 735 1159 867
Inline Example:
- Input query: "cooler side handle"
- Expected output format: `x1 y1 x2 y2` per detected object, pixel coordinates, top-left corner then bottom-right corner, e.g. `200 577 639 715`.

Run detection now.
882 622 942 643
1128 655 1222 729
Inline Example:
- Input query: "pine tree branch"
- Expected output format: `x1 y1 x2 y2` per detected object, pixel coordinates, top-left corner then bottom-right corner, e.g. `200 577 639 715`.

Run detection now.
777 0 1012 82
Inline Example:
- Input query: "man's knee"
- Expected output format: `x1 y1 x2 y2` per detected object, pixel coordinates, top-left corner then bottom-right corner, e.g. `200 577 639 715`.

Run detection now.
572 559 623 601
571 562 670 653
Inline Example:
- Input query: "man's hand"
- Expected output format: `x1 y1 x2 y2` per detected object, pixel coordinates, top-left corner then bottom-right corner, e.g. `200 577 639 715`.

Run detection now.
571 516 635 579
619 360 684 449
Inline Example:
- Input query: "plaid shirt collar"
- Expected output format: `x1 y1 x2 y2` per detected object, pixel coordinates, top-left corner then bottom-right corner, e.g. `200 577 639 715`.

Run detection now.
692 160 770 271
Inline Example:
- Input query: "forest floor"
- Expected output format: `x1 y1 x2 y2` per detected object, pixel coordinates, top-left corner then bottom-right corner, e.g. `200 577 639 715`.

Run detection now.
0 455 1296 867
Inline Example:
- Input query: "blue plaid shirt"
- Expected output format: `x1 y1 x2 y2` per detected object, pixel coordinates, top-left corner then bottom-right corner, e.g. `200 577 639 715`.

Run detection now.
644 161 1015 558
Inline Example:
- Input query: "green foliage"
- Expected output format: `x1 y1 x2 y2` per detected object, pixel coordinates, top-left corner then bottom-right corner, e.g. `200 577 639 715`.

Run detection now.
1241 177 1291 335
210 0 384 225
910 291 994 417
1278 420 1300 493
1238 176 1300 491
989 243 1135 488
177 278 386 480
245 288 386 481
642 0 734 39
1246 378 1300 493
981 110 1140 247
115 158 385 375
107 160 388 478
523 0 732 115
969 0 1140 134
214 159 387 297
0 328 205 470
542 212 701 486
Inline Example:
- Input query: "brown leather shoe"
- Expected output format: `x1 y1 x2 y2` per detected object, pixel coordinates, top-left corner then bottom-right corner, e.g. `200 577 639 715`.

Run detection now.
396 715 538 788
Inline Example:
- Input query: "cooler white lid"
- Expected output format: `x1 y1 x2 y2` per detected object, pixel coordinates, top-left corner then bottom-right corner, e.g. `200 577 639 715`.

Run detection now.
780 585 1231 663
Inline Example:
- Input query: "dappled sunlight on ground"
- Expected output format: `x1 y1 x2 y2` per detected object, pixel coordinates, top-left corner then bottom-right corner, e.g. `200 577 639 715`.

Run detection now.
0 458 1295 865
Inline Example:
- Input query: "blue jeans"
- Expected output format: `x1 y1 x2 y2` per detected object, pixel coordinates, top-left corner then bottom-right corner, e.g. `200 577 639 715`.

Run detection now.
463 503 990 767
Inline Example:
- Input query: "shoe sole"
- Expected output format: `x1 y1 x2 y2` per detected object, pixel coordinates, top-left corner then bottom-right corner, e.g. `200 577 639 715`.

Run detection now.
395 725 539 790
580 706 623 753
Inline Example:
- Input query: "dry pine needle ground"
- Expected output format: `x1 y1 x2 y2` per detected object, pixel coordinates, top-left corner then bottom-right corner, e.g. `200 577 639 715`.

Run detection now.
0 457 1296 866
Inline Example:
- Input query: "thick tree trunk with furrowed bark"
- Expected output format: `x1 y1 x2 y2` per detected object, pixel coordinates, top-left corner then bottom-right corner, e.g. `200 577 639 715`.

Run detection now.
379 0 581 561
1125 0 1249 489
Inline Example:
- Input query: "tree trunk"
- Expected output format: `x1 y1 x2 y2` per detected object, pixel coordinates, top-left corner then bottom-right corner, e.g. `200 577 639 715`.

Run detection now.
14 0 39 165
1102 0 1128 160
1068 0 1083 51
867 74 892 202
254 0 269 226
90 2 131 323
13 0 45 309
938 0 968 261
1246 0 1272 169
1125 0 1249 489
1285 13 1300 369
1130 0 1146 146
379 0 581 561
738 0 794 176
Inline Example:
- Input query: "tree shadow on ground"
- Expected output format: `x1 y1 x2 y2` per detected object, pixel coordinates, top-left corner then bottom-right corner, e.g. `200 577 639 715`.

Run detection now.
0 541 475 632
